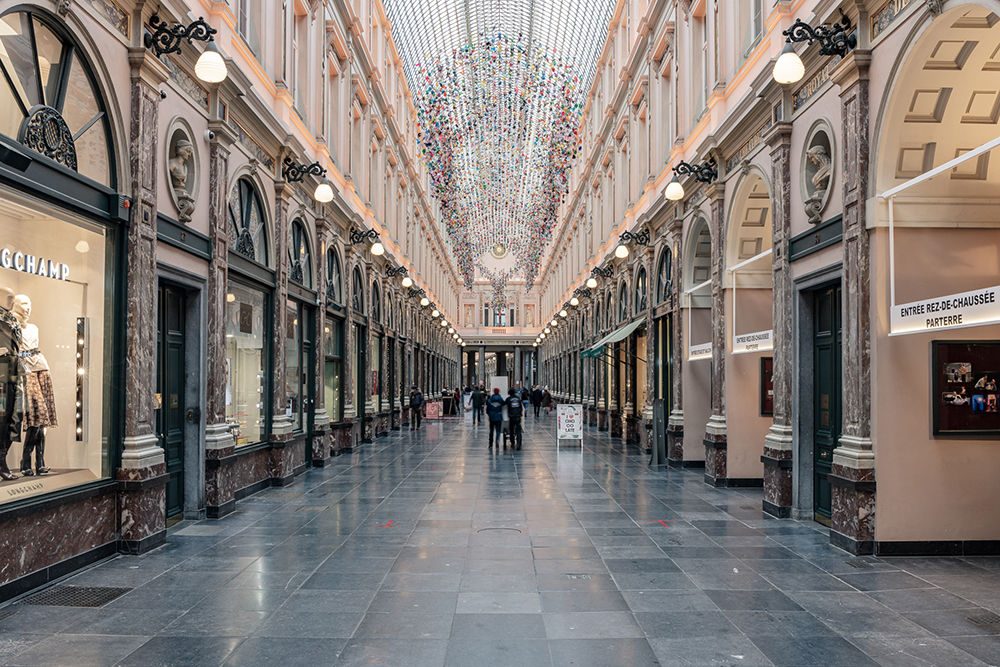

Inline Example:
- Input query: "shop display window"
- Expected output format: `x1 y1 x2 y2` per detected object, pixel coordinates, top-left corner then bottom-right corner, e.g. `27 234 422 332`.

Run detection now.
0 189 115 501
286 300 302 431
225 283 268 446
325 318 343 422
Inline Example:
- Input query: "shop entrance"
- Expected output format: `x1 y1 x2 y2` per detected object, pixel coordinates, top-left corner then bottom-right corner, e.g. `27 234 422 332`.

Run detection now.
812 283 841 525
156 283 187 522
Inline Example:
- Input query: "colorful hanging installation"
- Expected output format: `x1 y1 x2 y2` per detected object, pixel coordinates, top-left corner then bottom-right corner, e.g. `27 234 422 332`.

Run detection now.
413 33 584 299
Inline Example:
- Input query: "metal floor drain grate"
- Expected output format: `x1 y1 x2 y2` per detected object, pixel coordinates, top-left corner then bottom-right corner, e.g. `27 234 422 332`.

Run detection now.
845 560 874 569
17 586 133 608
566 574 591 580
967 614 1000 627
477 527 522 534
0 609 18 622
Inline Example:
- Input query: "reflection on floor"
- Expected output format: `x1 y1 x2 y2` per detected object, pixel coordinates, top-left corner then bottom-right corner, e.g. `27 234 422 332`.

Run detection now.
1 416 999 666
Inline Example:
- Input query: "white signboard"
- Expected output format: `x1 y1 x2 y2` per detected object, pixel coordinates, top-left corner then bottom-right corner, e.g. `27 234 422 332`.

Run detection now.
732 329 773 354
688 343 712 361
557 404 584 440
891 285 1000 336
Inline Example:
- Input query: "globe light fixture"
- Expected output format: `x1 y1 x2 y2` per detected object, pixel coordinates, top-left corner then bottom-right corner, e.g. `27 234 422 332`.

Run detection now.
448 327 454 334
282 158 331 201
401 276 413 288
544 327 550 334
420 297 430 307
313 179 334 203
551 320 558 326
773 10 855 85
145 15 228 83
431 309 440 318
615 243 630 258
665 174 685 201
570 297 579 306
194 41 228 83
559 309 568 317
370 241 385 256
586 277 598 289
665 160 718 202
440 319 447 327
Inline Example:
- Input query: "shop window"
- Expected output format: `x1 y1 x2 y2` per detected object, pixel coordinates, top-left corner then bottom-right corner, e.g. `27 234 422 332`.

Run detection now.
225 282 268 446
324 316 343 421
288 219 311 287
656 251 671 304
228 178 269 265
0 188 117 498
0 10 113 187
634 267 647 315
285 299 302 431
326 247 342 305
352 266 364 314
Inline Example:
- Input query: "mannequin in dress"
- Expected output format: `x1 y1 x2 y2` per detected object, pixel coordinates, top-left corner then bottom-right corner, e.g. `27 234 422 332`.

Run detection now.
13 295 55 475
0 287 21 480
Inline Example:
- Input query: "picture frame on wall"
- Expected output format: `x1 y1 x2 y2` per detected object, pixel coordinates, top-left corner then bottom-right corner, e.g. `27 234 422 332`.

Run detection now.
760 357 774 416
932 340 1000 436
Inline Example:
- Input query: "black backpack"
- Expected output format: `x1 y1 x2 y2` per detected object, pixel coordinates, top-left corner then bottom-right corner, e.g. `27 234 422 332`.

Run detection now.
507 396 523 419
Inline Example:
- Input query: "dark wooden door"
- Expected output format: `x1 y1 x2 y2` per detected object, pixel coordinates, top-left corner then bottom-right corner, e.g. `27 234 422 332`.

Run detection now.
156 284 186 520
813 284 842 525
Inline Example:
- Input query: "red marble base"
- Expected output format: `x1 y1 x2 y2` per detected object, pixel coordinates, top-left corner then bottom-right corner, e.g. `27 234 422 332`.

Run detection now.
830 463 875 555
762 448 793 517
667 425 683 462
625 416 640 445
610 412 623 438
597 410 608 431
117 462 167 550
588 407 597 427
704 434 727 486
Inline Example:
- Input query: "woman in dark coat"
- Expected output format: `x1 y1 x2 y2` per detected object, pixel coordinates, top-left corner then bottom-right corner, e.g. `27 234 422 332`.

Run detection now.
541 387 552 413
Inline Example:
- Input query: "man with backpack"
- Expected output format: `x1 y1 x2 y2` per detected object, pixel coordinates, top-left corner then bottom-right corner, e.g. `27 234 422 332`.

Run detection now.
505 387 524 451
409 384 425 430
486 388 506 449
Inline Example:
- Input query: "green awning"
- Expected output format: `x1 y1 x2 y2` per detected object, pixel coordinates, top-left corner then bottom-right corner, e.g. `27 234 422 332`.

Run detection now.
581 318 645 358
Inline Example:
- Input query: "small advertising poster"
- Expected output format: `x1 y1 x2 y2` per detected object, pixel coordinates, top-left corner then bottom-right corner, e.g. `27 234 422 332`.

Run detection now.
932 340 1000 435
557 404 584 440
426 401 440 420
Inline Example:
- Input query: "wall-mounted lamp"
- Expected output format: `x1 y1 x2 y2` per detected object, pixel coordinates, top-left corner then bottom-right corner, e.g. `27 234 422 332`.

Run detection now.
145 15 228 83
350 227 384 256
588 266 613 289
559 309 568 318
773 10 856 85
614 229 649 259
665 160 718 201
431 309 440 318
282 158 334 202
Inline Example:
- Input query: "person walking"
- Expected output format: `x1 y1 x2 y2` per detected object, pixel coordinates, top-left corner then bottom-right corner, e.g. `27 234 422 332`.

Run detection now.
505 387 524 451
541 387 552 414
486 388 505 450
471 385 486 426
531 385 543 418
409 385 425 430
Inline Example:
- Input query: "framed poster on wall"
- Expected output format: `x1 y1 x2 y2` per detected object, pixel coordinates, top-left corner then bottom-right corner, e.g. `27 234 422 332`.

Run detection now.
760 357 774 416
932 341 1000 435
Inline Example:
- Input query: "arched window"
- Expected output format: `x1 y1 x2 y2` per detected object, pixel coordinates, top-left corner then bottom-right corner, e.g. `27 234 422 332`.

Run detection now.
326 247 343 304
618 283 628 323
656 251 672 304
386 292 393 328
0 10 114 187
288 220 311 287
352 266 364 314
228 178 268 263
371 281 381 323
606 292 614 329
594 303 601 336
634 267 647 315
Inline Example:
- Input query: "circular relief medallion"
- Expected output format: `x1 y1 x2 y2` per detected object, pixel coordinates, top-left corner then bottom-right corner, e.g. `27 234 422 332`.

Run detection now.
489 243 508 260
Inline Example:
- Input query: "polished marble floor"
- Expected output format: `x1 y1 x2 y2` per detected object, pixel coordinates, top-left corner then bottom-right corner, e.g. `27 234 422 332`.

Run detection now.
2 414 1000 666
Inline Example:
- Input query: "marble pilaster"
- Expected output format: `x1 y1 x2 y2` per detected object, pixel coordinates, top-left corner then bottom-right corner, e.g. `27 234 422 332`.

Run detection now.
703 181 728 486
269 181 294 482
830 50 875 555
119 48 168 553
763 120 794 517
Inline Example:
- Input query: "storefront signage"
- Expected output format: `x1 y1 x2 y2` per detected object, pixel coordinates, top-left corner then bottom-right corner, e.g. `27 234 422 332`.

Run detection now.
792 57 841 112
733 329 773 354
725 119 773 173
0 248 69 280
688 342 712 361
872 0 915 39
891 286 1000 335
557 404 584 440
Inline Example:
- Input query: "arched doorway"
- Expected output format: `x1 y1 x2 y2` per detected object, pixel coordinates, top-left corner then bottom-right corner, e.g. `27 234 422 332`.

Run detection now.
680 216 712 466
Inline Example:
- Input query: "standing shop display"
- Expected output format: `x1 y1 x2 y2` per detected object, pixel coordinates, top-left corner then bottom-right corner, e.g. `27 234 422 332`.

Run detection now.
0 289 21 480
15 295 56 476
557 404 584 441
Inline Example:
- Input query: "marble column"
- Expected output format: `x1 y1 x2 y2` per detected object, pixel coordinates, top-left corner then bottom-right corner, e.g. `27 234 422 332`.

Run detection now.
339 246 357 452
312 224 332 464
830 50 875 555
668 218 685 465
204 119 237 517
118 48 168 554
642 244 656 451
363 267 374 443
514 346 521 388
610 343 623 438
268 181 294 484
478 345 485 386
763 120 794 517
598 339 608 430
704 182 728 487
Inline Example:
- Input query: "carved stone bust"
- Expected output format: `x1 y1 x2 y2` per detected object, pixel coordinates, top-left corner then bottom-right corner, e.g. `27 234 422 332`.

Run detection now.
166 123 200 224
802 128 834 225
